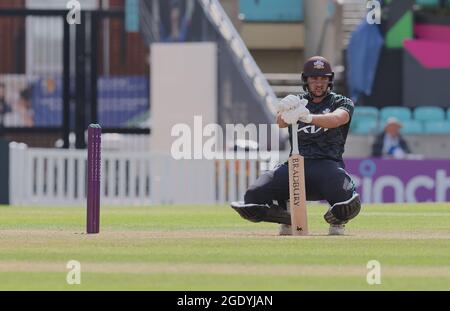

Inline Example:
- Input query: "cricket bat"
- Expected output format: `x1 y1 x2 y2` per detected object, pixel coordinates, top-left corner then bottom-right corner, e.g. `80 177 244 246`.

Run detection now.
288 123 308 236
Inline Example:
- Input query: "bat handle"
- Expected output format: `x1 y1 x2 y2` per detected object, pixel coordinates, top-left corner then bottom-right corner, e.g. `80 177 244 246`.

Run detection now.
291 123 299 155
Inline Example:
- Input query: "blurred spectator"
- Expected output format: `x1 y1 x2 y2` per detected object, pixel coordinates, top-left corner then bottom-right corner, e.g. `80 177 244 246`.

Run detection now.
372 117 411 159
4 87 34 127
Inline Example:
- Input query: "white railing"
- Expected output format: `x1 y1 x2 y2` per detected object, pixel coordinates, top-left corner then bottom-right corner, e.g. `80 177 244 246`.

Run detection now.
9 143 153 206
9 143 286 206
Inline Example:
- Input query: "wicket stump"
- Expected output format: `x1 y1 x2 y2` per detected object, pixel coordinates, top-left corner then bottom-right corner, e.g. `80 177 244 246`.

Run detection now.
87 124 102 234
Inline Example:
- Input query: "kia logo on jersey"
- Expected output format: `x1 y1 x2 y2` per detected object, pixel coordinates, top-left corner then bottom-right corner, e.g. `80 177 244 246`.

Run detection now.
298 125 329 134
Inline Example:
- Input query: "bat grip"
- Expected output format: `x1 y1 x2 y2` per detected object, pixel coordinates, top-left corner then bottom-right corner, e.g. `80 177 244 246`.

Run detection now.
291 123 299 155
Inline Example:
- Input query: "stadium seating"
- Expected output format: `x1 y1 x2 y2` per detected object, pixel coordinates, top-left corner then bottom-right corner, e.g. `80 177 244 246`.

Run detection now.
378 118 423 134
416 0 450 6
353 119 379 134
416 0 439 5
399 120 424 134
380 106 412 122
353 106 379 119
413 106 445 122
239 0 304 22
351 106 379 134
423 121 450 134
350 105 450 135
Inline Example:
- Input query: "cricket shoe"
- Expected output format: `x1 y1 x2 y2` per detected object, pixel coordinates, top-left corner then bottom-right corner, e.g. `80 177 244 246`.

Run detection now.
329 224 345 236
279 224 292 236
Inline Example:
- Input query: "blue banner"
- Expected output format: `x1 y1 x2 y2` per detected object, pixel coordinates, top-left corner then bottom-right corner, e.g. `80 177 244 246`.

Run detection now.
30 75 149 128
346 21 384 102
32 77 62 127
98 76 149 127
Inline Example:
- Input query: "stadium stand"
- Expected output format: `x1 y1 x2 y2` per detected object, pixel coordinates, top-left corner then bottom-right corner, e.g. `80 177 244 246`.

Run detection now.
398 120 423 135
380 106 412 122
353 119 379 135
351 105 450 135
413 106 446 122
424 121 450 134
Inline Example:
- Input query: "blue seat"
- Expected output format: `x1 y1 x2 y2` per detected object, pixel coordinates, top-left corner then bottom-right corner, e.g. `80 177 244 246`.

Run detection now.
380 106 412 122
424 121 450 134
448 108 450 120
351 106 379 132
352 120 378 134
414 0 450 6
399 120 423 135
416 0 450 6
416 0 439 6
413 106 445 122
239 0 304 22
353 106 379 119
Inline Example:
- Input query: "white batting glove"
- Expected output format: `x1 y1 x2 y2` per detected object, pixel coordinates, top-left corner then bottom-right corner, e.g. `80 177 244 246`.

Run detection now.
278 95 301 112
281 105 310 124
299 113 313 124
299 98 308 107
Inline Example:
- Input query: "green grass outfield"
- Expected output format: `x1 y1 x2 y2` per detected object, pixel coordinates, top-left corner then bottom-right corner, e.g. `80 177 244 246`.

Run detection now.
0 203 449 290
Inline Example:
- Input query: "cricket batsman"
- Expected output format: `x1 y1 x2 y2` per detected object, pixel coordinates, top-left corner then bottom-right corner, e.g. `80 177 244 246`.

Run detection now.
231 56 361 235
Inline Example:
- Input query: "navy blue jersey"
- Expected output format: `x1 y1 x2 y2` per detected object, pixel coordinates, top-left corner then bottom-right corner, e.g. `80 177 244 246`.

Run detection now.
288 92 354 161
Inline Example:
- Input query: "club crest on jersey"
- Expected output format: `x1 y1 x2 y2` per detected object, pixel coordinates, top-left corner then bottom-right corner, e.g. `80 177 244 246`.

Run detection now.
313 60 325 69
323 108 331 114
298 125 329 134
